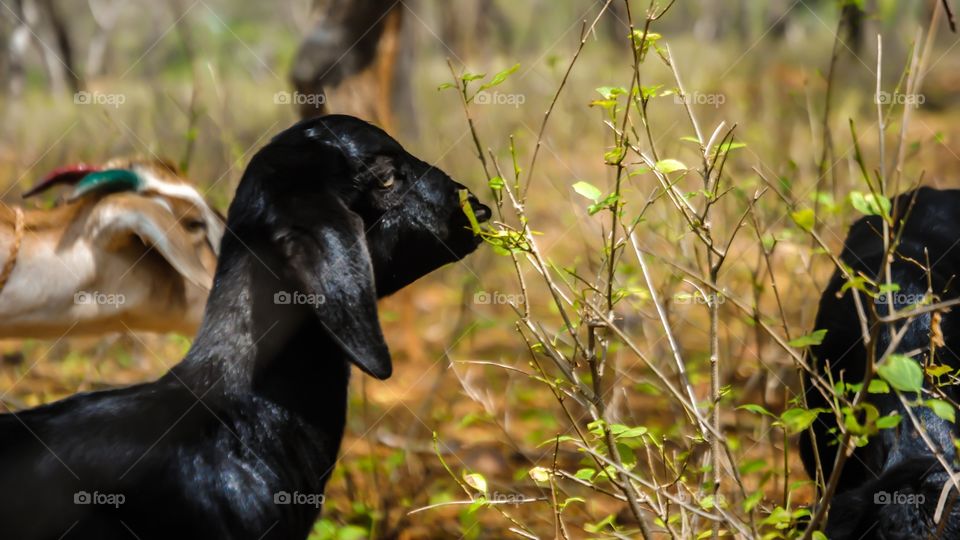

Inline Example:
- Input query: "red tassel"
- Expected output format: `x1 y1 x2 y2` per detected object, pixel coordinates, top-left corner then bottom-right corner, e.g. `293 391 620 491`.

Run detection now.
22 163 103 199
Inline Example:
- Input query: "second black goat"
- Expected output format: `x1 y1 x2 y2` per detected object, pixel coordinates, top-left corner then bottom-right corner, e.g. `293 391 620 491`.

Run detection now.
0 114 491 539
802 187 960 538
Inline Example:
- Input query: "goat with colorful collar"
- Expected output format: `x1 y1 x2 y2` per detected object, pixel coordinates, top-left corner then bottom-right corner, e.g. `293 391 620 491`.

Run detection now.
0 158 224 337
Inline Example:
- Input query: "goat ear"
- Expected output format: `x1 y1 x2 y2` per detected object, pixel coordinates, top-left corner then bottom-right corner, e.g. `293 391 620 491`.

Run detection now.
93 194 213 290
277 202 392 380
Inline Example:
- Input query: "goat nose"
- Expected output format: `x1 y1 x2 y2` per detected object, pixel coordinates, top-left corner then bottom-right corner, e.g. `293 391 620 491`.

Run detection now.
471 198 492 223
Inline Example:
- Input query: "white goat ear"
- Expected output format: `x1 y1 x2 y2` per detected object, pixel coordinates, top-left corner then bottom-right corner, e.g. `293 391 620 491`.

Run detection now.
92 194 214 290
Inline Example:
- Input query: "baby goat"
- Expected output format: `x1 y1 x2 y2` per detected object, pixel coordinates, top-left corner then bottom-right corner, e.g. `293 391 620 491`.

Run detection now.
0 158 224 337
801 187 960 538
0 115 490 539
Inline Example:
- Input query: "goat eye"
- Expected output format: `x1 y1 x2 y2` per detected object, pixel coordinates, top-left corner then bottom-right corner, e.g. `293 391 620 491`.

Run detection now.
185 219 206 232
379 175 396 189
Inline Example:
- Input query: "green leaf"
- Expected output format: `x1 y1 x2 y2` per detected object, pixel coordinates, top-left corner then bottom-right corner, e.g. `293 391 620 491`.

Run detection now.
877 354 924 393
717 141 747 153
849 191 892 217
588 193 620 215
655 159 687 174
604 146 626 165
640 84 663 100
589 98 618 110
617 443 637 470
739 459 767 475
928 364 954 378
868 379 890 394
788 329 828 348
743 491 763 512
843 403 880 436
572 181 602 201
738 404 775 417
461 72 485 82
459 189 482 235
574 468 596 481
336 525 370 540
779 408 822 434
528 466 551 483
488 176 505 190
584 514 617 534
876 413 902 429
480 63 520 91
559 496 585 510
927 399 956 423
878 283 901 294
618 427 648 438
791 208 816 232
463 472 488 493
437 82 456 91
595 86 626 100
614 426 648 440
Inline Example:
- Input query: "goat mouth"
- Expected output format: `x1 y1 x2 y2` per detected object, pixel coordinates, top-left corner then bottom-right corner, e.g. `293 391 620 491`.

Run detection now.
472 202 492 223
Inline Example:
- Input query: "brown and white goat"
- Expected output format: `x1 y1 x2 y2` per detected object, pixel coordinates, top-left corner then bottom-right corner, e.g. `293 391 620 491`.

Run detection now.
0 158 224 338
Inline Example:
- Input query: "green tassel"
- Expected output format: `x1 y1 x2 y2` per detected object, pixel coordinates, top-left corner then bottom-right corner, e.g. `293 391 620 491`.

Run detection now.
69 169 143 200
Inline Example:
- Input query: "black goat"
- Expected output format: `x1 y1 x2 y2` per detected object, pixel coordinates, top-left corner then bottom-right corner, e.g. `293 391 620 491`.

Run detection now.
0 114 491 539
801 187 960 538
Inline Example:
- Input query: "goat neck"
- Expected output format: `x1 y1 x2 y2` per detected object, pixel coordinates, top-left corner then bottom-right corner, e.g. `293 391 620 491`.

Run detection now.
173 230 351 421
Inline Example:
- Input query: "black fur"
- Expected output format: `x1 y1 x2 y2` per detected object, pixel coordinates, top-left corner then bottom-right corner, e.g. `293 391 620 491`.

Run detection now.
801 187 960 538
0 115 491 539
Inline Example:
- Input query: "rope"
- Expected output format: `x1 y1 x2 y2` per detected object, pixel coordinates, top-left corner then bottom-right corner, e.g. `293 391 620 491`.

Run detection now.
0 207 24 295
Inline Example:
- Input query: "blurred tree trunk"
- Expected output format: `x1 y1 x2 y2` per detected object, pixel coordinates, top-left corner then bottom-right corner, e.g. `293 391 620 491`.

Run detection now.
602 1 627 41
440 0 512 59
8 0 80 94
86 0 122 78
39 0 79 92
291 0 415 135
3 2 29 97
